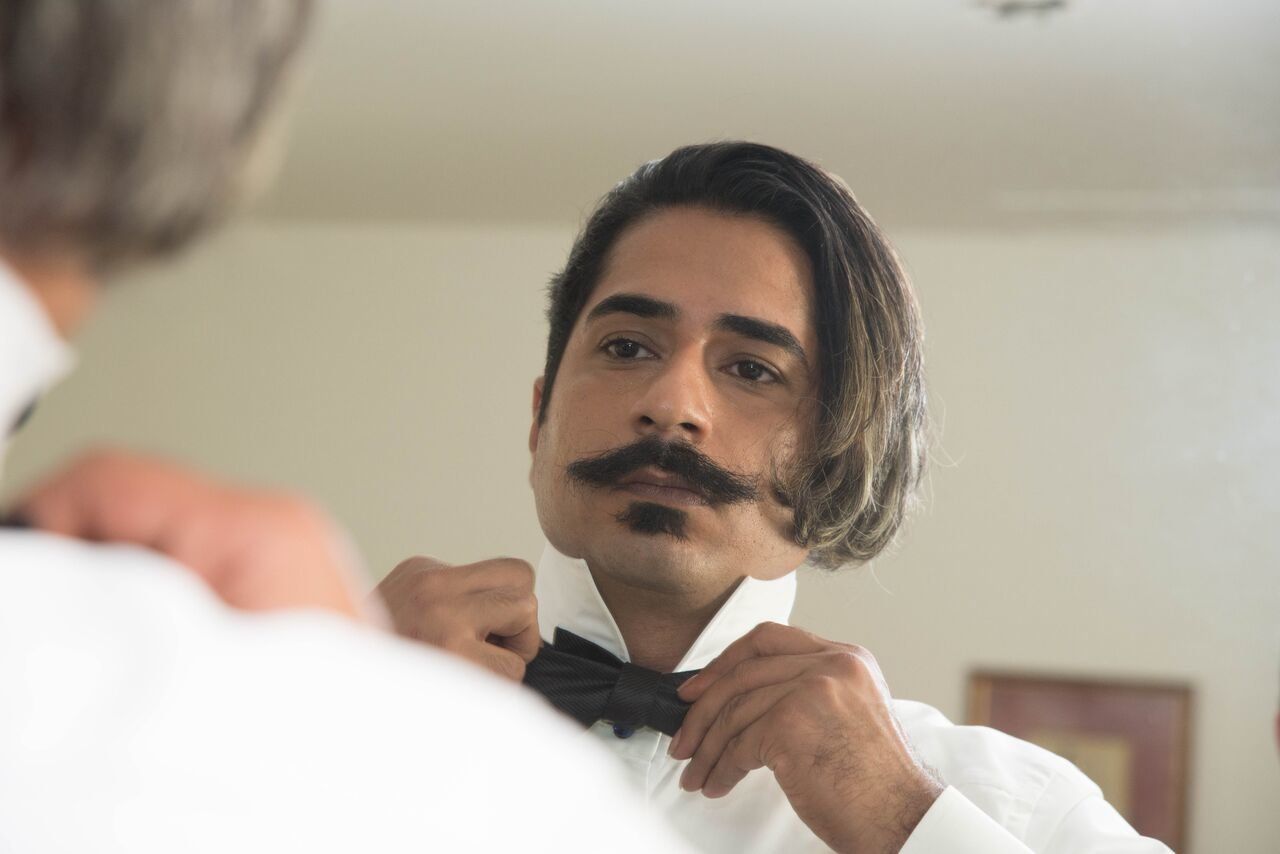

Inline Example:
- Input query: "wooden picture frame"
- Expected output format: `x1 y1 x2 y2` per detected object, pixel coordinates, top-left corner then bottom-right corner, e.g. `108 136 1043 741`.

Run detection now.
967 671 1192 851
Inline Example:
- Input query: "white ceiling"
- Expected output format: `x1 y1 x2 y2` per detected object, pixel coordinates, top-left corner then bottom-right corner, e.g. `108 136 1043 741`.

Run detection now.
255 0 1280 228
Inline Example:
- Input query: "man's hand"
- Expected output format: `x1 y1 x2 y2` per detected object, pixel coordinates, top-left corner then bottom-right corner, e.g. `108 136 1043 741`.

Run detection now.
670 622 943 854
12 449 371 621
375 556 541 681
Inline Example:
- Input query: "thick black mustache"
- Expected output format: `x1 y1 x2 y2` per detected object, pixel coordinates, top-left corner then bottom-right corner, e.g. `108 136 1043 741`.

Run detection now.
566 436 759 506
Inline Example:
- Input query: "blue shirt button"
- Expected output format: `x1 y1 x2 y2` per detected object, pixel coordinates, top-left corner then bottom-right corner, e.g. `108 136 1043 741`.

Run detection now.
612 723 635 739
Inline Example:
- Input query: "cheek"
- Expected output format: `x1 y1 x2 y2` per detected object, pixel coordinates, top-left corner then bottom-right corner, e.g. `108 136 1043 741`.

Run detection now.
732 502 809 576
548 379 634 457
529 408 602 507
725 416 800 481
729 425 805 534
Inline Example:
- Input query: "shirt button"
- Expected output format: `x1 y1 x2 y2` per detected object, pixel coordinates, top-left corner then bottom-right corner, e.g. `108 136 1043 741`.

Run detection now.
612 723 635 739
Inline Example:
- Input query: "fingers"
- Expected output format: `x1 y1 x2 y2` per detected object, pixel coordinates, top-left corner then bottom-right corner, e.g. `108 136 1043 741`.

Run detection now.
671 624 876 803
18 469 118 541
199 489 367 618
461 640 529 681
15 449 210 548
680 621 827 702
14 488 83 539
671 654 809 760
677 681 794 795
468 586 541 662
378 556 542 672
387 556 535 602
458 557 537 594
500 619 544 663
15 450 372 621
701 721 774 799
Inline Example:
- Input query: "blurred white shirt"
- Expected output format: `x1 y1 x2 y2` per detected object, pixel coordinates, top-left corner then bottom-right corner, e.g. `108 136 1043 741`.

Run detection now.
0 267 690 854
534 544 1175 854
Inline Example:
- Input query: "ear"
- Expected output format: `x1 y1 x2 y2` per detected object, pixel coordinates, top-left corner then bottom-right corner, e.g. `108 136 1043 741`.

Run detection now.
528 376 546 454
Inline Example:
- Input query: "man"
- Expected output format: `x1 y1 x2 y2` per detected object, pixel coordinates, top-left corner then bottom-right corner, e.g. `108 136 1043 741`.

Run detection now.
379 143 1173 852
0 3 686 851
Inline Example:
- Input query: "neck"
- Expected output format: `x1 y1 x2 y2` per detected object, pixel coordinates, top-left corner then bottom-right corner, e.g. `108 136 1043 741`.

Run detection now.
1 248 96 338
587 568 741 672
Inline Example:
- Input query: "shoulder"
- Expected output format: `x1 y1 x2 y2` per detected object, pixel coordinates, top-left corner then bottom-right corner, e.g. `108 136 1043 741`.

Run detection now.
0 529 217 639
0 529 587 772
892 698 1103 833
0 531 672 850
0 529 563 733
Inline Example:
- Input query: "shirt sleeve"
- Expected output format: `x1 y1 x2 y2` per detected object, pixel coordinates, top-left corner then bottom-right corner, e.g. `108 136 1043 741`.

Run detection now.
900 787 1034 854
900 785 1176 854
1038 793 1175 854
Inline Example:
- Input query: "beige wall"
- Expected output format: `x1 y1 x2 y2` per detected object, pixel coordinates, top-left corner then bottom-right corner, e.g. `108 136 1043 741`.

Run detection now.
5 220 1278 850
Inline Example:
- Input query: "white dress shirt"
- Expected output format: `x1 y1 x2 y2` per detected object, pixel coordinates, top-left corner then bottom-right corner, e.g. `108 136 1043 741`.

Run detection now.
534 544 1175 853
0 265 691 854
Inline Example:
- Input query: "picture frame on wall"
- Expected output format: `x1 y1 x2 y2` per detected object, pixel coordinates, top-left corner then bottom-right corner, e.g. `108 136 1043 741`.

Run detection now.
967 671 1192 851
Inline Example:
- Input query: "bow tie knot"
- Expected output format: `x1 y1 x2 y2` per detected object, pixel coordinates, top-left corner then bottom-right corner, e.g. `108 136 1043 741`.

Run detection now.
523 628 698 736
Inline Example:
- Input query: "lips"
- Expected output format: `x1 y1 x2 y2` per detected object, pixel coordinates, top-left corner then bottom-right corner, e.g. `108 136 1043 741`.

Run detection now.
615 467 708 506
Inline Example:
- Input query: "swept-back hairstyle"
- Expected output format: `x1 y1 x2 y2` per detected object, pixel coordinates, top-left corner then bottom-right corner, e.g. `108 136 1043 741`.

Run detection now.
541 142 928 569
0 0 313 272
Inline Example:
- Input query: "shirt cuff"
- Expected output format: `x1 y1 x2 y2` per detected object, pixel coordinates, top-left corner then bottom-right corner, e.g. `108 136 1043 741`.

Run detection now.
899 787 1033 854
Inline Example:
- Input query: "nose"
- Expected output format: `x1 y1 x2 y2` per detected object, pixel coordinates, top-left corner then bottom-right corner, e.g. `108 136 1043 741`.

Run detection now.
630 350 712 443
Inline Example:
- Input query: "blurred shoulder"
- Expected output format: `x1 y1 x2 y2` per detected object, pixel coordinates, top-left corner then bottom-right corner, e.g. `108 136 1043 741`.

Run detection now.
0 528 558 721
0 530 675 850
0 529 215 625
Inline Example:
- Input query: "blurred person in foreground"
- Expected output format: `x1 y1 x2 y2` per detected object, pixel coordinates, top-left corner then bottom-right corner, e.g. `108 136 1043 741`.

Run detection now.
378 143 1174 853
0 3 687 852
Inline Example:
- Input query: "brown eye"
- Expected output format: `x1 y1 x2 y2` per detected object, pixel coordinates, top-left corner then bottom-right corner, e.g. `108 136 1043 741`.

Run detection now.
604 338 654 360
728 360 779 384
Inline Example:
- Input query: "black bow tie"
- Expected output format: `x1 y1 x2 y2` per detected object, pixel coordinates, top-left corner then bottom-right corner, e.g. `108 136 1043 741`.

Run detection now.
523 628 699 737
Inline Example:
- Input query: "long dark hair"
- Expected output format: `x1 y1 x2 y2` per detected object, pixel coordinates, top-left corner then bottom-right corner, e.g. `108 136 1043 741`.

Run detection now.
541 142 928 568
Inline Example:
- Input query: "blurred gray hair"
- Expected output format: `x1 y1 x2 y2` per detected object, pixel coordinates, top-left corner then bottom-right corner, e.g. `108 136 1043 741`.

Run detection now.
0 0 313 272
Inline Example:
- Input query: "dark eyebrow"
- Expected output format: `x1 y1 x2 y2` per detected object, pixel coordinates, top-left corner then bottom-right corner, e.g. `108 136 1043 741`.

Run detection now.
714 314 808 364
585 293 678 322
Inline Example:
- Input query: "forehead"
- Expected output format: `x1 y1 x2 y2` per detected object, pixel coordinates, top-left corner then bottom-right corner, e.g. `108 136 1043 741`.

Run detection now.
588 206 816 341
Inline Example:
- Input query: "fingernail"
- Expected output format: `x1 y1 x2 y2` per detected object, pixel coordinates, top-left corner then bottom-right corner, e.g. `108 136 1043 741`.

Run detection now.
703 783 727 799
668 729 683 758
679 767 694 792
678 675 698 697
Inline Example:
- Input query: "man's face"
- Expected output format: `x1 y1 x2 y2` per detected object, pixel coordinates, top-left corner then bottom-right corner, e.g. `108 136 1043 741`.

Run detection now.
529 206 816 602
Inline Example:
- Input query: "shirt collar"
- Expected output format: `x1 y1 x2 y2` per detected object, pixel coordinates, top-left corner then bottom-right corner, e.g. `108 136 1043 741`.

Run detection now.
0 258 75 453
535 542 798 672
